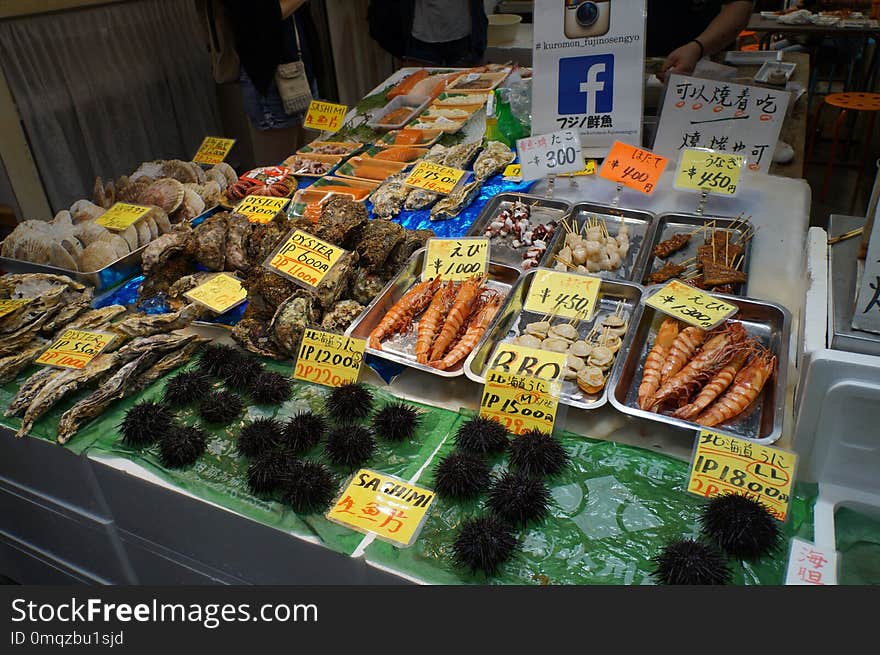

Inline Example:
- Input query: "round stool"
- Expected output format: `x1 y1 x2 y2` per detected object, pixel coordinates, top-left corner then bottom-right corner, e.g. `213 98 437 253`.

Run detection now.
806 92 880 206
737 29 760 51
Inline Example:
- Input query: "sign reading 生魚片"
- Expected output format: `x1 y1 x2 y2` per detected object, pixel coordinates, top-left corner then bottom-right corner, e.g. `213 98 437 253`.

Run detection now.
531 0 647 157
303 100 348 133
515 129 584 181
653 74 790 174
422 237 489 281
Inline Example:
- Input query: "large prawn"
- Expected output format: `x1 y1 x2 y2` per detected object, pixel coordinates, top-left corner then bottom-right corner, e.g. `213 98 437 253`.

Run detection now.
415 281 457 364
695 351 777 427
429 274 487 361
659 326 707 384
672 348 750 420
638 318 680 410
430 292 502 370
367 277 440 350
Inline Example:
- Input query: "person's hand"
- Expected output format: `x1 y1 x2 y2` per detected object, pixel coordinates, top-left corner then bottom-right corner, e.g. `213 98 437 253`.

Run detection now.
661 41 703 81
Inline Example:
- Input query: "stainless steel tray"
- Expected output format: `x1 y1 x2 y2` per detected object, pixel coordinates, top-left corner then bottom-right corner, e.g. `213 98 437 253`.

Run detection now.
466 193 571 271
607 287 791 444
542 202 655 283
346 248 520 378
463 271 644 410
641 212 753 295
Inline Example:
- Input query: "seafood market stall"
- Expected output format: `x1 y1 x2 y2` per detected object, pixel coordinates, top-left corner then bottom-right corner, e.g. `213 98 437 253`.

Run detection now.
0 64 832 585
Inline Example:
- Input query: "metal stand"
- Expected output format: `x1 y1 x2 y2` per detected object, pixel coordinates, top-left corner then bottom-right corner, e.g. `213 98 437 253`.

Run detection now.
695 189 709 216
547 174 556 198
611 183 622 208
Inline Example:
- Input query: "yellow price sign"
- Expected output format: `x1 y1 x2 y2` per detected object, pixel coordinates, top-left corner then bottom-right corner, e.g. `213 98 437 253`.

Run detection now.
645 280 738 330
523 268 601 321
183 273 246 314
485 342 566 382
404 161 467 195
264 229 348 289
94 202 152 232
192 136 236 165
0 298 28 319
294 328 366 388
422 237 489 281
688 429 797 521
35 329 116 370
675 149 744 196
326 469 435 547
480 370 560 435
234 195 290 224
303 100 348 132
503 160 595 180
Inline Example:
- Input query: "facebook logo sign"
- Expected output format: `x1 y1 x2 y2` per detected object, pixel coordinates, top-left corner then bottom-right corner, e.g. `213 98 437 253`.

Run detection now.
558 54 614 115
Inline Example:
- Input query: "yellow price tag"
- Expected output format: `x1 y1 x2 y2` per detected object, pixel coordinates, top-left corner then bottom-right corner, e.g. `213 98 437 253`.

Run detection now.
675 149 744 196
326 469 435 547
523 268 601 321
183 273 246 314
265 229 348 289
192 136 236 165
303 100 348 132
234 195 290 224
485 343 566 382
0 298 28 319
645 280 738 330
94 202 151 232
503 163 521 178
480 371 560 435
404 161 467 195
688 429 797 521
422 237 489 281
503 160 595 180
294 328 366 388
35 329 116 370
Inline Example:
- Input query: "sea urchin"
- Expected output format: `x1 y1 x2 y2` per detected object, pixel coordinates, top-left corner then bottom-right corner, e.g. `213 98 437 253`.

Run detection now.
452 515 518 576
199 390 244 425
162 370 213 408
119 400 173 447
279 459 337 514
372 402 422 442
325 382 373 423
237 417 284 458
159 425 209 469
700 493 783 560
198 343 243 378
508 429 568 478
653 539 732 585
246 448 290 495
324 425 376 470
487 470 550 528
249 371 292 406
221 355 265 391
283 410 327 454
433 451 491 501
453 416 509 456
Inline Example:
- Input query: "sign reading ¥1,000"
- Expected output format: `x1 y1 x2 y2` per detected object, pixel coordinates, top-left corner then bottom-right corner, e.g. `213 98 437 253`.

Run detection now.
234 195 290 224
674 148 744 196
35 329 116 370
404 161 467 195
645 280 738 330
192 136 235 165
294 328 365 388
183 273 246 314
264 229 347 289
599 141 669 194
523 268 601 322
688 429 797 521
303 100 348 132
94 202 152 231
422 237 489 281
480 370 561 435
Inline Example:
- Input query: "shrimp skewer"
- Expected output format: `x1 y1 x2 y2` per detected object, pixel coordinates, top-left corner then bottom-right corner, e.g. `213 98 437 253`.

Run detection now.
430 293 502 370
659 326 707 384
367 278 439 350
672 348 750 420
695 352 777 427
638 318 680 410
429 274 487 361
414 281 457 364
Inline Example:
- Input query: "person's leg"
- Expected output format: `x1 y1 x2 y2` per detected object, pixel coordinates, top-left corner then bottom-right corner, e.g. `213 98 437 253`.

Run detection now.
238 69 307 166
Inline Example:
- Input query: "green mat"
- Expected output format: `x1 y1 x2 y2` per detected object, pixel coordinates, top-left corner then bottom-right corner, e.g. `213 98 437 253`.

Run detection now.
836 507 880 585
364 429 818 585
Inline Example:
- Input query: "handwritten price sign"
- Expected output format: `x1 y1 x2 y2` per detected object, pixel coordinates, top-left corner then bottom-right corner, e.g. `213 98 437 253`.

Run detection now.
645 280 738 329
36 329 115 370
486 343 566 383
674 149 744 196
183 273 246 314
503 159 596 180
192 136 235 165
599 141 668 194
95 202 152 232
516 129 584 181
294 328 365 388
480 370 560 435
265 229 347 289
303 100 348 133
0 298 28 319
326 469 435 547
422 237 489 281
235 195 290 224
523 268 601 322
404 161 467 195
689 429 797 521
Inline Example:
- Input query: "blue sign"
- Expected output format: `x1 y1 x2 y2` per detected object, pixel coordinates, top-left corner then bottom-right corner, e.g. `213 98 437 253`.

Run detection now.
558 54 614 115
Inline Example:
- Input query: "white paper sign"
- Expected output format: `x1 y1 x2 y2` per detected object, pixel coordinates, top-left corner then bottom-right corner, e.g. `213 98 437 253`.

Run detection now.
531 0 646 158
653 74 790 174
785 538 838 585
515 129 584 181
852 201 880 334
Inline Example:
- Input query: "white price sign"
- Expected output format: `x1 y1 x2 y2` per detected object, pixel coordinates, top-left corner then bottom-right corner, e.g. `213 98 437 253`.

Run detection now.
515 130 584 181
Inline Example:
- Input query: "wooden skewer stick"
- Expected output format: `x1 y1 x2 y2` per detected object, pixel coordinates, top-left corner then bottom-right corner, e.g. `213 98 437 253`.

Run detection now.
732 254 744 271
828 226 864 245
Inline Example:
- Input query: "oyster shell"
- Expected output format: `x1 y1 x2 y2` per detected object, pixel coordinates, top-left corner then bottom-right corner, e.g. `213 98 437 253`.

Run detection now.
404 187 439 211
271 291 321 356
370 172 410 219
473 141 515 180
321 300 364 333
430 180 483 221
315 196 369 247
189 212 227 270
355 219 405 272
314 250 358 311
142 223 192 276
442 141 481 169
224 212 253 273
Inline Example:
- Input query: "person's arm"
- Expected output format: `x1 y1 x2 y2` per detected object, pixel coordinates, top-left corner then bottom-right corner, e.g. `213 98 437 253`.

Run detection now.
661 1 753 79
280 0 307 19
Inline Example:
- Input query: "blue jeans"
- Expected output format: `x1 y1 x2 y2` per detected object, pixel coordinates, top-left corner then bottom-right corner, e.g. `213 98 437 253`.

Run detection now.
240 68 305 131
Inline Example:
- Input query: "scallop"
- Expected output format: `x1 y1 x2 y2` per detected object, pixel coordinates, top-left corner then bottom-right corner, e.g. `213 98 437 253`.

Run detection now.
588 346 614 370
541 337 570 353
515 334 543 349
603 335 622 353
572 247 587 265
563 367 578 381
586 226 602 241
576 365 606 394
568 340 592 358
566 354 585 371
525 321 550 338
548 323 579 341
557 245 573 265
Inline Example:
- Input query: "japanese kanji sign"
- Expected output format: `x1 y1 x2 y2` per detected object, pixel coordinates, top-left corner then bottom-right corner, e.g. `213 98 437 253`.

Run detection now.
422 237 489 281
0 299 28 319
36 329 116 370
480 370 561 435
515 129 584 181
688 429 798 521
486 343 567 383
326 469 435 547
234 195 290 224
653 74 790 173
95 202 152 232
645 280 738 330
192 136 235 165
598 141 668 194
264 229 347 289
404 161 466 195
303 100 348 133
523 268 601 321
183 273 247 314
785 538 838 585
294 328 365 388
674 148 745 197
852 201 880 334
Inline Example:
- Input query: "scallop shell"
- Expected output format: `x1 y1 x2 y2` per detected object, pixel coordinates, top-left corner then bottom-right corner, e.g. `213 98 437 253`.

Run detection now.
52 210 73 228
138 178 185 214
145 216 159 240
135 220 152 247
212 162 237 186
120 225 140 251
73 221 111 247
129 161 165 182
79 241 119 272
178 187 205 221
149 207 172 234
101 233 130 259
205 168 228 191
69 200 106 223
187 161 206 184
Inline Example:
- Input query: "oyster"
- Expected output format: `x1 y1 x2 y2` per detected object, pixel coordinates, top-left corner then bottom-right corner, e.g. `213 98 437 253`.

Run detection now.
315 196 369 246
430 180 483 221
321 300 364 333
370 172 410 219
109 303 201 339
242 269 299 315
232 310 283 359
442 141 481 169
314 250 358 311
384 228 434 275
0 340 49 385
270 291 321 356
473 141 515 180
142 223 192 276
224 212 253 273
189 212 227 270
350 267 388 305
355 220 405 272
403 187 439 211
246 211 291 263
423 144 449 163
166 272 216 310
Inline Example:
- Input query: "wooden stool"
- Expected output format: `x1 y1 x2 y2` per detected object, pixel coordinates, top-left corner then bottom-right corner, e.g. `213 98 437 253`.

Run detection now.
806 92 880 207
737 30 760 51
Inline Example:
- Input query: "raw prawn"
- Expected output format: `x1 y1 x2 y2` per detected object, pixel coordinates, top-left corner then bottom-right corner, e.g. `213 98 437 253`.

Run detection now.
695 352 777 427
414 281 457 364
673 348 750 420
638 319 680 410
367 278 440 350
429 274 487 360
430 293 502 370
659 326 707 384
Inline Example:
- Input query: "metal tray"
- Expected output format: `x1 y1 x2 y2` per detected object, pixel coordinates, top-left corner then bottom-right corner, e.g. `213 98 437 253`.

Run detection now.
345 248 520 378
466 193 572 272
464 271 644 410
607 288 791 444
641 212 753 294
542 202 655 283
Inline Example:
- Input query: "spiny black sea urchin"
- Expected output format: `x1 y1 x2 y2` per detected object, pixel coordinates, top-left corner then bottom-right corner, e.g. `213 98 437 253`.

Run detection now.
280 459 337 513
700 493 782 560
324 425 376 470
325 382 373 423
508 429 568 478
159 425 209 468
283 410 327 454
249 371 292 406
198 343 243 378
653 539 732 585
487 470 550 527
372 402 422 442
162 370 213 408
221 356 265 391
246 448 290 495
119 400 173 447
452 515 518 576
199 390 244 425
454 416 509 455
237 417 285 458
434 451 491 501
